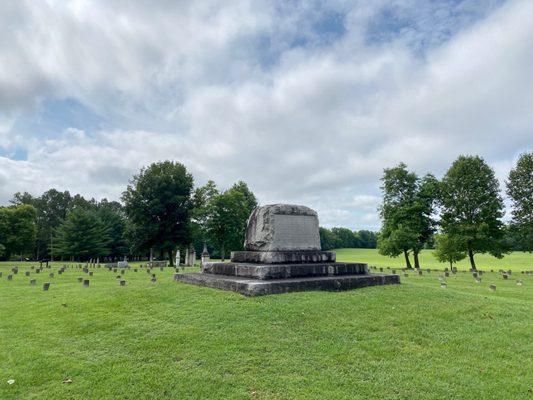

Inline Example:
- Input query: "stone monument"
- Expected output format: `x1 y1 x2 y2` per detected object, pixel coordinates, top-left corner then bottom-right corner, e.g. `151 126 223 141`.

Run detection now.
201 243 210 265
175 204 399 296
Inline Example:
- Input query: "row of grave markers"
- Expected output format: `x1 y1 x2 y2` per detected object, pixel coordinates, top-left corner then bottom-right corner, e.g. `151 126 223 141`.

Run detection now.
367 265 526 290
0 262 189 290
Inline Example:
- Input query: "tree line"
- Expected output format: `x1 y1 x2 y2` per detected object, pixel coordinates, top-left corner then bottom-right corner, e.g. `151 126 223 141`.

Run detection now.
319 228 377 250
0 162 260 265
1 160 372 264
378 153 532 270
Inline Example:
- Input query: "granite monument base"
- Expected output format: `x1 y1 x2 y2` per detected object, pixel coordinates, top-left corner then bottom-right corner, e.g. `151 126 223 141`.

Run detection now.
174 261 399 296
231 250 335 264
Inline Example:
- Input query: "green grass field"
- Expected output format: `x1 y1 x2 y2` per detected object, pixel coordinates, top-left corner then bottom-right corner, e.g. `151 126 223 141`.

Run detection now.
1 256 532 399
335 248 533 272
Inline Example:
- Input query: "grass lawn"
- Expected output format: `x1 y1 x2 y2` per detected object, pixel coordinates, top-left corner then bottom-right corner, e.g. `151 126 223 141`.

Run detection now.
335 248 533 272
0 261 531 399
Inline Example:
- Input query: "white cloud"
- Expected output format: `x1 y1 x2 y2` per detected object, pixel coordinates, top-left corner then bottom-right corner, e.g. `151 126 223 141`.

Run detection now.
0 0 531 230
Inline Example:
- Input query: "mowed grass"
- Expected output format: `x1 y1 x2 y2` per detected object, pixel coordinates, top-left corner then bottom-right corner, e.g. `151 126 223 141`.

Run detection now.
0 261 532 399
335 248 533 272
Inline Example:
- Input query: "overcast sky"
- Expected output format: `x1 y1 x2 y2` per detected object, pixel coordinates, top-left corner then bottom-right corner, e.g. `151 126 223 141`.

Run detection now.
0 0 531 229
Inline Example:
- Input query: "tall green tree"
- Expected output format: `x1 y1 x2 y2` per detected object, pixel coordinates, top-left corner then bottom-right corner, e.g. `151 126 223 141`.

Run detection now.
205 187 253 261
96 200 128 260
440 155 507 270
12 189 73 260
0 205 37 260
378 164 438 268
0 208 9 258
319 227 337 250
506 152 533 252
433 234 467 269
190 180 220 252
122 161 194 266
53 208 109 261
410 174 439 268
378 163 419 269
230 181 258 213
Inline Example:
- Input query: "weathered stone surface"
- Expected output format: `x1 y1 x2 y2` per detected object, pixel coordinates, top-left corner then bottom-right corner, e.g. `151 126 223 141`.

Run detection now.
176 203 400 295
174 272 399 296
231 250 335 264
244 204 320 252
202 262 367 280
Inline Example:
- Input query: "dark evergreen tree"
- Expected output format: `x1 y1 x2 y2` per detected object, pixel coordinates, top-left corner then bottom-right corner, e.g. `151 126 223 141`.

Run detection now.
53 208 109 261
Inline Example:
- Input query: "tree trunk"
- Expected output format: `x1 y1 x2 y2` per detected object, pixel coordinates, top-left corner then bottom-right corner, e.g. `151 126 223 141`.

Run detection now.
413 250 420 269
168 250 174 267
468 248 476 270
403 249 412 269
449 261 453 270
221 243 225 262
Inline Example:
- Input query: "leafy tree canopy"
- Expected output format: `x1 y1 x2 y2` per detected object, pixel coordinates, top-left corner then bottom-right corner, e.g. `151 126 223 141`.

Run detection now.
440 155 507 269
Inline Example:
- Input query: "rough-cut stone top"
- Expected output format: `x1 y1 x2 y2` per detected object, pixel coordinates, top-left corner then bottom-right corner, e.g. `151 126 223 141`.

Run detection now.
244 204 321 252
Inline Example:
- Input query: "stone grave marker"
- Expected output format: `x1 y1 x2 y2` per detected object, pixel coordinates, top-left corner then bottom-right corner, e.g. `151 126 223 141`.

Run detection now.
49 273 54 278
489 284 496 291
77 277 83 283
120 280 126 286
43 282 50 291
25 271 30 277
7 274 13 281
30 279 36 286
83 279 90 287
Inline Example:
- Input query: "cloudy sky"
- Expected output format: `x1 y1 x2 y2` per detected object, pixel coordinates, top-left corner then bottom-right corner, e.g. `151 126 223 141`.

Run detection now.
0 0 531 229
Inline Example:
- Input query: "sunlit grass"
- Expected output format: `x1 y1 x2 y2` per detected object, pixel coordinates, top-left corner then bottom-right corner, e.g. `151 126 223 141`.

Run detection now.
0 260 531 399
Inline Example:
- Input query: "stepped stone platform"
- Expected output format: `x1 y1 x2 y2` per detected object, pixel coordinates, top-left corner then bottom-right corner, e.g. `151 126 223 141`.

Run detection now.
175 271 399 296
175 204 399 296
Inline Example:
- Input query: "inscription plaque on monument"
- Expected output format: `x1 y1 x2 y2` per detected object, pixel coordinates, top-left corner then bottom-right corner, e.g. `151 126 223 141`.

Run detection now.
272 214 319 251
